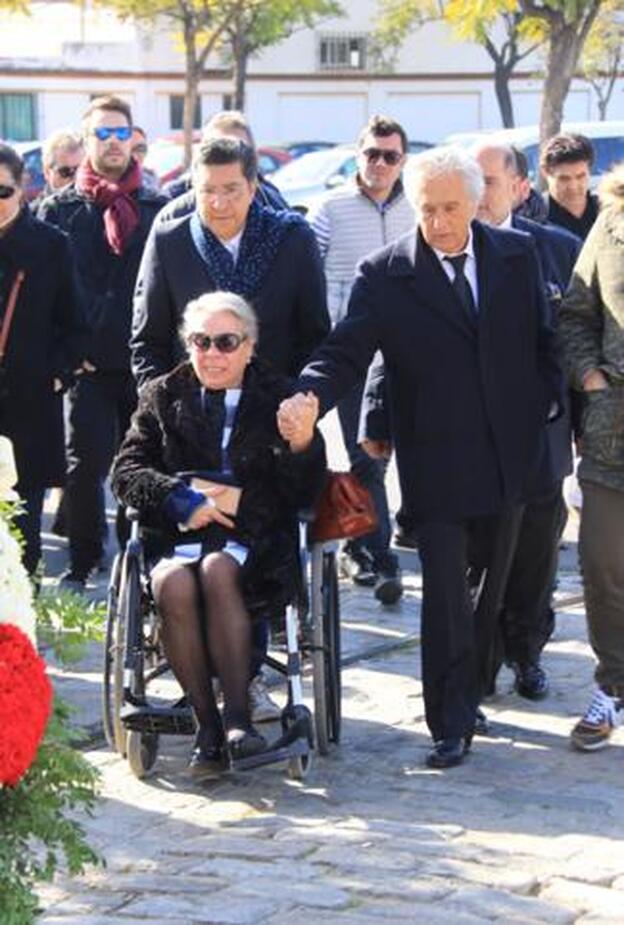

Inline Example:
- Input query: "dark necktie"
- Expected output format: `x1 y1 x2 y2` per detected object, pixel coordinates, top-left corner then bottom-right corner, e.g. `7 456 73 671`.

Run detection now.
444 254 478 322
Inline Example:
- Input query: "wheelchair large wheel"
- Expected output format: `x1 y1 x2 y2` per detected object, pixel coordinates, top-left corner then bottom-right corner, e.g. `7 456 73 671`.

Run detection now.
102 553 122 751
312 549 342 755
113 552 143 757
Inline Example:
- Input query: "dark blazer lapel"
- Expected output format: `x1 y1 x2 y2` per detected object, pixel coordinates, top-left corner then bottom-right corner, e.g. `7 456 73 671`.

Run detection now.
388 230 477 340
472 220 511 325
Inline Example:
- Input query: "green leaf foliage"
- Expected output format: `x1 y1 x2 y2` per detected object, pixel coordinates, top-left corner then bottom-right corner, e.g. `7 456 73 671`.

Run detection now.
0 699 101 925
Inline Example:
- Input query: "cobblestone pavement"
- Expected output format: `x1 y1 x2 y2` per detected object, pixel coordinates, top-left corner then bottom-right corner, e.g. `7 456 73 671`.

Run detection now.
37 416 624 924
39 563 624 925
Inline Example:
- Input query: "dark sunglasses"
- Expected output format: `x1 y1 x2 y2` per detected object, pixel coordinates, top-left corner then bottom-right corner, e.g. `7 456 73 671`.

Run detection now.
362 147 403 166
0 185 17 200
92 126 132 142
54 165 78 179
187 332 247 353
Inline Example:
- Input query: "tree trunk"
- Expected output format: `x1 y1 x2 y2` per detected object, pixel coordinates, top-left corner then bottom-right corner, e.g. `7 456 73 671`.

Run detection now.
493 61 515 128
231 34 248 111
182 19 199 169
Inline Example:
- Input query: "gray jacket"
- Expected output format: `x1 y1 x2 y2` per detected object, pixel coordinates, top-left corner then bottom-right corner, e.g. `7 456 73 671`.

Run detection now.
307 178 414 325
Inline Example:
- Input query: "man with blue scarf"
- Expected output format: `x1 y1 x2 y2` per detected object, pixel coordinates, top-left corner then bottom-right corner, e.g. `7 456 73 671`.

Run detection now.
130 136 330 724
131 137 329 385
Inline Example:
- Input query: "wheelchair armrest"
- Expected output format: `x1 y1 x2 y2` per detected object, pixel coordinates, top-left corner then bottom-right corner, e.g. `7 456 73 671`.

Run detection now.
297 508 316 524
125 506 141 522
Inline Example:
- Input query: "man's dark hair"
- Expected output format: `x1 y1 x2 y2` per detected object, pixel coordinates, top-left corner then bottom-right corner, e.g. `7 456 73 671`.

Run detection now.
0 143 24 185
540 133 595 173
511 145 529 180
358 114 408 153
192 137 258 182
82 94 133 129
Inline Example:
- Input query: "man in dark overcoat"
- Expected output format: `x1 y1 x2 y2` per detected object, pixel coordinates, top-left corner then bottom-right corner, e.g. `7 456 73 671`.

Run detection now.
471 141 581 701
280 146 563 768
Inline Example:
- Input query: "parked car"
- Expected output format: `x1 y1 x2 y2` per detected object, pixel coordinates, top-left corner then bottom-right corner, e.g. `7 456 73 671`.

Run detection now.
11 141 44 201
271 145 357 212
443 120 624 187
256 145 292 175
272 140 432 212
280 141 336 159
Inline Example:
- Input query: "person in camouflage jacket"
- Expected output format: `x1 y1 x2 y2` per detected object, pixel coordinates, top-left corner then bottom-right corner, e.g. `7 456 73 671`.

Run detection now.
558 163 624 751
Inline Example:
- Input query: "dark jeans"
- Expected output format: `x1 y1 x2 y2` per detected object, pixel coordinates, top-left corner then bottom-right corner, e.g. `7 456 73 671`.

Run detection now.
15 484 45 576
65 371 137 576
419 507 522 741
337 380 393 569
579 480 624 695
499 484 567 666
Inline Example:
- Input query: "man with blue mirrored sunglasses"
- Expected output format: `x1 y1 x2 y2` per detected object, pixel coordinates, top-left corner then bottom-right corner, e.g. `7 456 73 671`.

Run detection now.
38 95 168 591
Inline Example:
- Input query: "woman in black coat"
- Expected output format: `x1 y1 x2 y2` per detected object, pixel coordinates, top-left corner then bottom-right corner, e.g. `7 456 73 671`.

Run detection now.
111 291 325 776
0 143 85 574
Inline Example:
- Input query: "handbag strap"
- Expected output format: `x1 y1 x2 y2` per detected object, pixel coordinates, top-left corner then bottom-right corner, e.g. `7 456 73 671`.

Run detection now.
0 269 25 362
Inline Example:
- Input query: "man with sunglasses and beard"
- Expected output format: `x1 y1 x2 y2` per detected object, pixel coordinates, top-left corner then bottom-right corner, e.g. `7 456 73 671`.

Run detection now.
307 115 414 605
38 95 167 590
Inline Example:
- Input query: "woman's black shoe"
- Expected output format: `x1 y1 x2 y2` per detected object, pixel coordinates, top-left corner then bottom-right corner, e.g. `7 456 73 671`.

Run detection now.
186 744 225 779
226 727 267 762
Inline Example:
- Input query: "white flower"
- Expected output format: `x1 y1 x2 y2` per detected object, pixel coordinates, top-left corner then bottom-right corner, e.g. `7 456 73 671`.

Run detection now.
0 436 19 502
0 438 36 642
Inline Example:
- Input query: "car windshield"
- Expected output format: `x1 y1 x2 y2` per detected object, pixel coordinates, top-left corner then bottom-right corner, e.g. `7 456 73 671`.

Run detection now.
273 147 353 186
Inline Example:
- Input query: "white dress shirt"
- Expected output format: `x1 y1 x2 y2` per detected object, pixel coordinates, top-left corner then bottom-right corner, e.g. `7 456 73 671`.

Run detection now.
433 228 479 309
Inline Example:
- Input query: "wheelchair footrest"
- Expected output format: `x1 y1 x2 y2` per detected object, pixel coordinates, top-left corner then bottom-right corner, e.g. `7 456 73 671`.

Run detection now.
232 736 310 771
120 702 195 736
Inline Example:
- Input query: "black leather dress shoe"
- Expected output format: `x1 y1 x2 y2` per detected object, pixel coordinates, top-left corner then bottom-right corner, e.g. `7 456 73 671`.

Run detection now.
426 738 468 769
474 707 490 736
513 661 549 700
226 727 267 761
187 745 225 779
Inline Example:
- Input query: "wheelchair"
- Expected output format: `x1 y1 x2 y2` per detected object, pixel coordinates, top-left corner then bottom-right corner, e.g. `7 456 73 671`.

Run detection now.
102 509 341 780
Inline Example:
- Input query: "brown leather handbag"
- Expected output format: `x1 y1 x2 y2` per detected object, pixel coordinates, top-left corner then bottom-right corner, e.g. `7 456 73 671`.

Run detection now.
311 470 378 543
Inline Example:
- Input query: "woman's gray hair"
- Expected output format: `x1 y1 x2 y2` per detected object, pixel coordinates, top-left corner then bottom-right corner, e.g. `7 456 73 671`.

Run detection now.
181 291 259 346
404 145 485 208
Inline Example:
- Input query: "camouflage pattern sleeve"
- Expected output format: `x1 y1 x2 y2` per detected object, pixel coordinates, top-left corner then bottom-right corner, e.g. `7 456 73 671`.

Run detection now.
558 223 604 392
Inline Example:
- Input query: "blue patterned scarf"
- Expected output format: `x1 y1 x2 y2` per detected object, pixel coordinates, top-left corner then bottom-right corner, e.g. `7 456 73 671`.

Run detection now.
189 201 304 298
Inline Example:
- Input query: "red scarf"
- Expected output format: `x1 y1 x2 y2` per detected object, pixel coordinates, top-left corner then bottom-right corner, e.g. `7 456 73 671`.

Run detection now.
76 158 142 256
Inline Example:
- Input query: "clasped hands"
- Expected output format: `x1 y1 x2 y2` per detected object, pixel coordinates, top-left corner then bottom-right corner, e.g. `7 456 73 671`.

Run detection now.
277 392 319 452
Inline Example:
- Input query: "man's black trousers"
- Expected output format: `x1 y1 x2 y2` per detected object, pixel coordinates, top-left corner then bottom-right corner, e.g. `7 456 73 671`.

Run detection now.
65 371 137 577
418 508 522 742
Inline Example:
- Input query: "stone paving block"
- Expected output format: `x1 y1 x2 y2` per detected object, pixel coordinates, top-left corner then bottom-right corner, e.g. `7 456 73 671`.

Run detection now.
442 885 576 924
417 857 538 895
187 856 320 882
326 870 451 902
38 919 190 925
265 911 410 925
359 900 490 925
540 878 624 917
120 893 278 923
162 833 315 862
229 877 351 910
40 893 133 917
310 844 420 871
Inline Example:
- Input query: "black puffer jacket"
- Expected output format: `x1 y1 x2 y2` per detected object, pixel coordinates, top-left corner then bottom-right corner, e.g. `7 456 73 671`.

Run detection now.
111 358 327 614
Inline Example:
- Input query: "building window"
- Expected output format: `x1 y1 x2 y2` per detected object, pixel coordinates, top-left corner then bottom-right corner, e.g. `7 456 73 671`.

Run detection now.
0 93 36 141
169 95 201 131
318 34 367 71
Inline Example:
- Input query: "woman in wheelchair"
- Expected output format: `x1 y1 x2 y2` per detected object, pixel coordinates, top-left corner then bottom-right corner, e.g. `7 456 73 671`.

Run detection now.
112 291 325 776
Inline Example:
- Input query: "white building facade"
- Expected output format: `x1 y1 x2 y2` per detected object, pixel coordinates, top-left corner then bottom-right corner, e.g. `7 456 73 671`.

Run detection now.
2 0 623 144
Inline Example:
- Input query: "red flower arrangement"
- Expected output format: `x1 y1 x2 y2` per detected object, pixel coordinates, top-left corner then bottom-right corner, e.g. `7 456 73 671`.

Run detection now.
0 623 52 787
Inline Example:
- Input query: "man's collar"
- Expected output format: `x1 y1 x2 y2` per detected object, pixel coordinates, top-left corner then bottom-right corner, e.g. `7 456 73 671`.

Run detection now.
498 212 513 230
355 173 404 208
